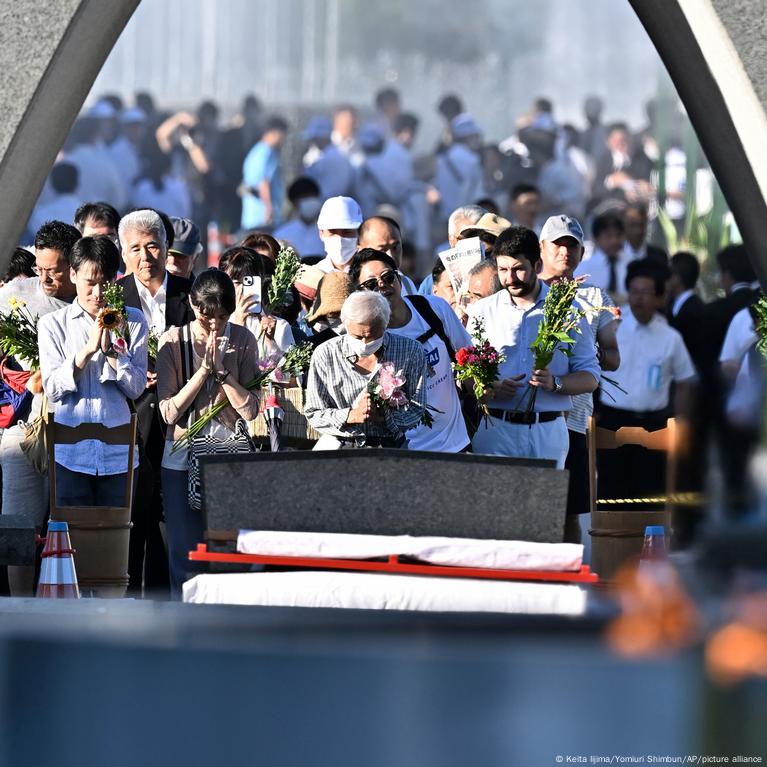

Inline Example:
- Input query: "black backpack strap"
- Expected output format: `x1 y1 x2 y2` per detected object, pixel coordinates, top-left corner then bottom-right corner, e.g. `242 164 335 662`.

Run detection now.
407 295 456 362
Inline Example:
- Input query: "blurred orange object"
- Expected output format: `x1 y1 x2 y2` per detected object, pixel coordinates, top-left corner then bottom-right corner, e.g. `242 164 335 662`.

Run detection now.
605 558 699 658
705 591 767 685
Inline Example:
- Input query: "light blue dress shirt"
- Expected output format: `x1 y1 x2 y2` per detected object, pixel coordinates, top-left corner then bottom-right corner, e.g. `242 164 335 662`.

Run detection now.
241 141 283 229
39 302 148 475
469 281 600 412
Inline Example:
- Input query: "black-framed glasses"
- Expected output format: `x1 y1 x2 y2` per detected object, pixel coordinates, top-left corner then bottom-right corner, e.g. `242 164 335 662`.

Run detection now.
357 270 398 292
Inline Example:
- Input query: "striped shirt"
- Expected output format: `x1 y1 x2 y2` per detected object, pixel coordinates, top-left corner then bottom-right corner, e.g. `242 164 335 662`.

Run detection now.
305 331 427 441
39 301 149 475
567 284 617 434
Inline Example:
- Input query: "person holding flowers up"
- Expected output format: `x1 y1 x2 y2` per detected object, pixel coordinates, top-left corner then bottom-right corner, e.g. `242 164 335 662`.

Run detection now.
538 214 621 542
38 236 148 509
305 291 427 449
0 220 80 596
468 226 600 468
156 269 260 597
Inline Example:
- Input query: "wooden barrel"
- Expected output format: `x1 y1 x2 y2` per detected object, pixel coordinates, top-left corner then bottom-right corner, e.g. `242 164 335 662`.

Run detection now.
50 506 132 598
589 509 670 581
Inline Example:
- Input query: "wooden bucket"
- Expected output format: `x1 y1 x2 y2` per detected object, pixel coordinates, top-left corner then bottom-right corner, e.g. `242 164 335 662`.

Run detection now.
51 506 132 598
589 509 670 581
249 386 319 447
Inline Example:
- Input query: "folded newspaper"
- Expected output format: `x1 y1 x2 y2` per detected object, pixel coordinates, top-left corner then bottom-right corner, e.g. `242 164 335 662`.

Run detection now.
437 236 485 297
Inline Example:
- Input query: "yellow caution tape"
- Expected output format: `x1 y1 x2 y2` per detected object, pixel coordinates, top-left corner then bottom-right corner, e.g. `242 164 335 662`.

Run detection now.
596 492 704 507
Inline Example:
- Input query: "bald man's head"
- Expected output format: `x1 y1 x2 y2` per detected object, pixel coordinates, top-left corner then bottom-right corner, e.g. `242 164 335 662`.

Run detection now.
357 216 403 267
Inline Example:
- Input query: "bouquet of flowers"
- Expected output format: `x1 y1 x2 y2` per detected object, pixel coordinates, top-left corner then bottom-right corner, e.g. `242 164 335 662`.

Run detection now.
0 297 40 369
453 317 505 401
99 282 128 354
522 277 584 413
147 330 160 363
368 361 435 428
171 341 314 452
265 245 301 314
753 295 767 360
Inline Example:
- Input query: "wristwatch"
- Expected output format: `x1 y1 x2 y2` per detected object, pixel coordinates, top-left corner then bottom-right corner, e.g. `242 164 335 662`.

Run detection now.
552 375 563 394
214 369 231 384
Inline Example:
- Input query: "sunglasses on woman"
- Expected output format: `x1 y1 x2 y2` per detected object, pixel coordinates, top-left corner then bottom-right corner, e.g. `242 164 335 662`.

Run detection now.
357 270 398 292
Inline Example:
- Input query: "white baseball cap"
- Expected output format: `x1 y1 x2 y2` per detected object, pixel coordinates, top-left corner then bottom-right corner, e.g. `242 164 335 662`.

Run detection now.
317 196 363 230
539 214 585 244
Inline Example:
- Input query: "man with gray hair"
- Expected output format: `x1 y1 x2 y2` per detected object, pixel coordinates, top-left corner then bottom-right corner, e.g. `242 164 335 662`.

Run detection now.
465 259 501 305
305 291 427 449
119 209 194 338
118 209 195 596
418 204 486 295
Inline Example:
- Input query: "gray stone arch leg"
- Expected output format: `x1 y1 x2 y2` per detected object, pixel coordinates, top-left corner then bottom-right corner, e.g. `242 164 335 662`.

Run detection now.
0 1 139 256
630 0 767 286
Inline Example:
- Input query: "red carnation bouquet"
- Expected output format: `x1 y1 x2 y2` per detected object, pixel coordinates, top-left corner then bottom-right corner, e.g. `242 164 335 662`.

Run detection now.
453 318 505 419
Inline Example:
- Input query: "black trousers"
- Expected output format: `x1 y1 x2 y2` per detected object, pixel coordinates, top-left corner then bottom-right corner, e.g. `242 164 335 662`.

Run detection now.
565 430 589 516
128 417 170 597
594 405 667 510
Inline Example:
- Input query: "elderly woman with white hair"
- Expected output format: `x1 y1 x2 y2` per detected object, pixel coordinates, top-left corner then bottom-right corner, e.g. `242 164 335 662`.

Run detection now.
305 291 427 449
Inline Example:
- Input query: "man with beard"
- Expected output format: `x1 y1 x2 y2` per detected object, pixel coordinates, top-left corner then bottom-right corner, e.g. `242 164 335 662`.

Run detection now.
0 221 80 595
469 226 600 467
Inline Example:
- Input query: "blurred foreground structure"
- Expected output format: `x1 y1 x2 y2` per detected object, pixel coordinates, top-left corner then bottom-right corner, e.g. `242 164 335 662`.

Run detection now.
0 0 765 763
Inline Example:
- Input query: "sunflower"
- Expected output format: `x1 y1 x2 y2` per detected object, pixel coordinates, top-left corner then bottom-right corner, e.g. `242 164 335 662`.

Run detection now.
98 307 122 330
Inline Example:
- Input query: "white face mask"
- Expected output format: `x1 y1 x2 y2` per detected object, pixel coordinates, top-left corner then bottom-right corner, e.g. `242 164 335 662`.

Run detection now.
323 235 358 266
297 197 322 222
347 335 384 357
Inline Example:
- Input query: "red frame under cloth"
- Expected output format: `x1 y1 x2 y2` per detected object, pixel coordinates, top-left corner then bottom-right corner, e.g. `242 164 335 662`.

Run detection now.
189 544 600 584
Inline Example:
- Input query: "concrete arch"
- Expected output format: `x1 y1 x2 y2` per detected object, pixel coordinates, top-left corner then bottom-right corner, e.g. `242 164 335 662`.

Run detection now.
0 1 139 255
629 0 767 285
0 0 765 284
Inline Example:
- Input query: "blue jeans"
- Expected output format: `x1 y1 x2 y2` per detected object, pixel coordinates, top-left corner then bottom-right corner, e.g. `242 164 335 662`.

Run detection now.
161 467 205 600
55 464 133 507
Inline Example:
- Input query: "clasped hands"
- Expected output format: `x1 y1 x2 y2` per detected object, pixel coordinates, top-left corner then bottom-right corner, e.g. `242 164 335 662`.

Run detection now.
199 330 226 376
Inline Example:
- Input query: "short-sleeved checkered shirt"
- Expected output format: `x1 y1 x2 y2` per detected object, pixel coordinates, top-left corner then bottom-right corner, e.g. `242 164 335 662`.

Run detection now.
305 331 428 441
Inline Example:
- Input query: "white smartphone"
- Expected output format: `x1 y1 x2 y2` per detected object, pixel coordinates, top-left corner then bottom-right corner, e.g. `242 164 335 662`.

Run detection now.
241 275 262 315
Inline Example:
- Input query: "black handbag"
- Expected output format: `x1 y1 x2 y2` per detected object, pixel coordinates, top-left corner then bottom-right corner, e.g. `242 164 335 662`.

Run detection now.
187 419 257 512
178 323 258 512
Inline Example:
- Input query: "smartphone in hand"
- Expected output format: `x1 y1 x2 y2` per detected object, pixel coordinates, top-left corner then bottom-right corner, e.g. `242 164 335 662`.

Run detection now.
242 275 262 315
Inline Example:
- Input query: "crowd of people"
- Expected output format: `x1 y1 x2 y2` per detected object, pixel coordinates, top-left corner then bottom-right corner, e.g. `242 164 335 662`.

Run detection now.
23 88 691 264
0 87 761 599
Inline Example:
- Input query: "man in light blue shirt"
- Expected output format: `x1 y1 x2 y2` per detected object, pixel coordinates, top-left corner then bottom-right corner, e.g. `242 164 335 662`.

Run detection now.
39 235 148 506
434 115 485 223
240 116 289 230
469 226 600 467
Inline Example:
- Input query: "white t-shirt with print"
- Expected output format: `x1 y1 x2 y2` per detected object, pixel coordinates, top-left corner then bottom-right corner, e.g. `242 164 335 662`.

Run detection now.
387 295 471 452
